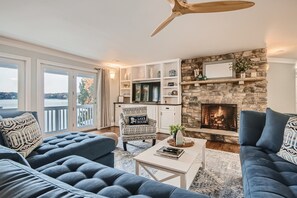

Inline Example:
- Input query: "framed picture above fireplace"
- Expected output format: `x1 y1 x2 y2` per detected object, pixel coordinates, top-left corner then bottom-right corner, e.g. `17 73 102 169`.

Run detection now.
203 60 235 79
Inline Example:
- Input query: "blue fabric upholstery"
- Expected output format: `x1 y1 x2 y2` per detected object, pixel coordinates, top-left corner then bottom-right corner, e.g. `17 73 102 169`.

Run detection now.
27 132 115 168
240 110 297 198
36 155 207 198
0 159 105 198
0 145 30 167
256 108 290 152
239 110 266 146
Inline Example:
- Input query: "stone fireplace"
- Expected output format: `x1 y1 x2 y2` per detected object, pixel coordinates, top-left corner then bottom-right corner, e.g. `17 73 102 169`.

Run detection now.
181 48 268 144
201 104 237 131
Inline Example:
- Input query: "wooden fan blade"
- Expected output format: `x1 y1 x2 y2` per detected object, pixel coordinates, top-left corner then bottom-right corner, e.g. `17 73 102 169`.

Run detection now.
187 1 255 13
151 12 179 37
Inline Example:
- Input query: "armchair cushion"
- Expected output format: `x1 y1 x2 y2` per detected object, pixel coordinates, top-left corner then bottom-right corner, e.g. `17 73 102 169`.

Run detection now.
128 115 148 125
122 125 156 135
122 106 148 124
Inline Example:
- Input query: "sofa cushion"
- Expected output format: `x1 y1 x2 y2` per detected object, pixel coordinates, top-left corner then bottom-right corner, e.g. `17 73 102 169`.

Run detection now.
0 113 43 157
277 116 297 165
0 144 30 167
36 155 207 198
27 132 115 168
240 146 297 198
0 110 39 146
256 108 290 152
0 159 106 198
239 110 266 146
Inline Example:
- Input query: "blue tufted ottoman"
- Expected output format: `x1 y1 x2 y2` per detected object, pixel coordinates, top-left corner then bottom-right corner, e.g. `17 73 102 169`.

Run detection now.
27 132 115 169
36 155 207 198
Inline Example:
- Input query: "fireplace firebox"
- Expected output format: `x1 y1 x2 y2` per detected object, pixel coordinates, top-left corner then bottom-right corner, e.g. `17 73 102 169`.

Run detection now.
201 104 237 131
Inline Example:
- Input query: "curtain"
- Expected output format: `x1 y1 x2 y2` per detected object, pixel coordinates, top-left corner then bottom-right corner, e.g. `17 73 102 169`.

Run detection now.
97 68 111 129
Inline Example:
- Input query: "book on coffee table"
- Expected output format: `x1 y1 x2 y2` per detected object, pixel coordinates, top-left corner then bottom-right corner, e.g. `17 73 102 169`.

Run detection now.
155 146 185 159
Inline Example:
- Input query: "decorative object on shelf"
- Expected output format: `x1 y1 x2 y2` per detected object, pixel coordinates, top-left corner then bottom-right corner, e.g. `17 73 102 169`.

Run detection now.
197 73 203 81
204 60 234 79
118 96 124 103
171 90 178 95
169 69 177 77
135 84 141 102
157 71 161 78
167 138 195 147
124 72 130 80
168 92 172 95
142 85 149 102
168 82 174 86
203 75 208 80
169 124 185 139
175 130 184 146
231 57 252 78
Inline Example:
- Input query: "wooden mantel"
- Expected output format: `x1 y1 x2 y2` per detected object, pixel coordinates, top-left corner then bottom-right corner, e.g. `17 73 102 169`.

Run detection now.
180 77 266 86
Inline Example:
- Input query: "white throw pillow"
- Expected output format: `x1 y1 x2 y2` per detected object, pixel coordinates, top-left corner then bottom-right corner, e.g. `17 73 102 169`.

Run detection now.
0 113 43 158
277 116 297 165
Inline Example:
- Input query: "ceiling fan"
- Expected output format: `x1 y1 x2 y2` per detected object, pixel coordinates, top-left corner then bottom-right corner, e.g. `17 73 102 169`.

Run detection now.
151 0 255 37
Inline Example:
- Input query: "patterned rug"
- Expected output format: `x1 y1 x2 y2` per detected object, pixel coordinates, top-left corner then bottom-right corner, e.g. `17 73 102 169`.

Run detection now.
114 140 243 198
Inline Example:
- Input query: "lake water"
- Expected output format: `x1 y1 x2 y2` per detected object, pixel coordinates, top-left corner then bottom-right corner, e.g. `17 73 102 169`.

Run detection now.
0 99 68 109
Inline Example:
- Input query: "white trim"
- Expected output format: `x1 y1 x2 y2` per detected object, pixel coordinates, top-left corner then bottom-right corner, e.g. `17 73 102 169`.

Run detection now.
268 57 297 64
0 52 31 110
0 36 105 67
37 59 97 73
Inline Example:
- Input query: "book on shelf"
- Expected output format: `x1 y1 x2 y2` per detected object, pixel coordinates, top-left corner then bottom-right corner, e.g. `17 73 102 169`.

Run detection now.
155 146 184 159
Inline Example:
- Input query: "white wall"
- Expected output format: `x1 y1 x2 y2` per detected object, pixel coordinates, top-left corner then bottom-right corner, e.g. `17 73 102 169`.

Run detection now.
0 37 119 127
267 61 296 113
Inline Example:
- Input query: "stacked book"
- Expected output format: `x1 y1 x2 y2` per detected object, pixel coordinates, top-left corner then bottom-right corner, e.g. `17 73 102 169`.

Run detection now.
155 146 185 159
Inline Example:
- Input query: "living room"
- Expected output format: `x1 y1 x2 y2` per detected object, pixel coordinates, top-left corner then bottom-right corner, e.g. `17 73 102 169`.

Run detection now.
0 1 297 197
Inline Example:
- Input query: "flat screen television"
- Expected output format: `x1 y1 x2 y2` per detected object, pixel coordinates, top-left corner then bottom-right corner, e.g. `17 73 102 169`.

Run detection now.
132 82 160 103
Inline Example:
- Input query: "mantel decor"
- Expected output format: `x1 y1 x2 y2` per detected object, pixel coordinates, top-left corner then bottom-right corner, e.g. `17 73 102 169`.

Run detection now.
203 60 234 79
231 57 252 78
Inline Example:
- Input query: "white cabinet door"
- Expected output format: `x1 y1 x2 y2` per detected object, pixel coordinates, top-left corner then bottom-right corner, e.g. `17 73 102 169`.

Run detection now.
159 105 181 133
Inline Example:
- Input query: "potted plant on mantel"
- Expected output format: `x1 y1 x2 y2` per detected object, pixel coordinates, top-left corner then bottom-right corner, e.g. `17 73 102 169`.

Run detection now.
169 124 185 139
231 57 252 78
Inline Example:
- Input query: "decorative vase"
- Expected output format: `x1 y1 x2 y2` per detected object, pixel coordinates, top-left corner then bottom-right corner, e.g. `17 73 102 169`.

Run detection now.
175 130 184 146
240 72 246 79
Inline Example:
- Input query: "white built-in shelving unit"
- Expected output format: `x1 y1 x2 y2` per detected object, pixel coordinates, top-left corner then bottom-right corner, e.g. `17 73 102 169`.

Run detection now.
119 59 181 104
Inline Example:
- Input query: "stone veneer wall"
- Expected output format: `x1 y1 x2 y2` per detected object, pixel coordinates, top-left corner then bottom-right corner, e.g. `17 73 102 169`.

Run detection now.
181 48 267 143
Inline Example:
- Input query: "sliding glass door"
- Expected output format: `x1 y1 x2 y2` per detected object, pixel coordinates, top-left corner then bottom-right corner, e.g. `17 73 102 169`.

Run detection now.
0 57 26 110
76 74 96 128
40 65 96 133
44 69 69 132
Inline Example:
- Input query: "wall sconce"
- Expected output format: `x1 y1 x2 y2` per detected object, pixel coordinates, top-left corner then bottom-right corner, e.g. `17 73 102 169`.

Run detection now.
110 70 116 79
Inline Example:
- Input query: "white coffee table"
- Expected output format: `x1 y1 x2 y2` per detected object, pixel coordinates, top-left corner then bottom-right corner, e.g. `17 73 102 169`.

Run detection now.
134 137 207 189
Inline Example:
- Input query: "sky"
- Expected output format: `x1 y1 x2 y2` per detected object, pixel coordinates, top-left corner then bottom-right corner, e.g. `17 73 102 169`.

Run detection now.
0 65 92 94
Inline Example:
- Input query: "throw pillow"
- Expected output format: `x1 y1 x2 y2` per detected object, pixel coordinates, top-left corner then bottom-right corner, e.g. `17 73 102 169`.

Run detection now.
277 117 297 165
0 144 30 167
0 113 43 158
128 116 148 125
256 108 290 152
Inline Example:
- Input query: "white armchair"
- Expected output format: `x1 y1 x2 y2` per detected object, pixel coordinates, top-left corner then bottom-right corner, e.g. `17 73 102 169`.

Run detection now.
119 106 157 151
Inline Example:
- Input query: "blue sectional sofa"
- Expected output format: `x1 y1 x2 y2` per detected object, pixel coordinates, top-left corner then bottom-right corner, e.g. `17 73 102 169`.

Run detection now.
0 110 207 198
239 110 297 198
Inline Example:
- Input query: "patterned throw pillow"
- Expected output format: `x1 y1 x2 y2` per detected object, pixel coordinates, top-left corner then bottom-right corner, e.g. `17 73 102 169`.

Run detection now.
128 116 148 125
0 113 43 158
277 117 297 165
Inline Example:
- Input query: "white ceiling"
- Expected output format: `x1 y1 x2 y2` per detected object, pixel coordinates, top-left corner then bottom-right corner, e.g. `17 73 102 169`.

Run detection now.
0 0 296 66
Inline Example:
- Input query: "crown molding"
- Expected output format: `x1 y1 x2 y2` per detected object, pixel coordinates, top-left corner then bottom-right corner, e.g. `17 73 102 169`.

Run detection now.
267 57 297 64
0 36 104 67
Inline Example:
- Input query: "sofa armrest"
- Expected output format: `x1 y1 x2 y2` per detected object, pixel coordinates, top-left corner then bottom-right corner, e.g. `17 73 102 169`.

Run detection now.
239 110 266 146
148 118 156 127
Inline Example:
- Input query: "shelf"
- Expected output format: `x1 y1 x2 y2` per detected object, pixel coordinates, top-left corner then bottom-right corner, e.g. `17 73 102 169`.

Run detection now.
163 76 178 80
163 86 178 89
180 77 266 86
120 88 130 90
163 95 178 98
123 95 131 98
121 80 131 83
132 78 161 82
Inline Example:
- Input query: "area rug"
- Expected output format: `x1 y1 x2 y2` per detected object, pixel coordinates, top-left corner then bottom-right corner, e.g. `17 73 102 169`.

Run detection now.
114 141 243 198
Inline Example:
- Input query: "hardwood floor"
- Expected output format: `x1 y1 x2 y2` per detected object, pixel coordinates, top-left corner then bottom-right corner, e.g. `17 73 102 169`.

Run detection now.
91 127 240 153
